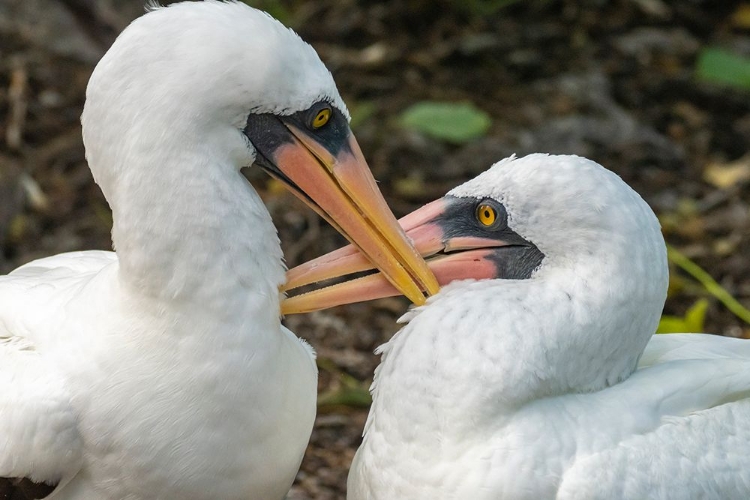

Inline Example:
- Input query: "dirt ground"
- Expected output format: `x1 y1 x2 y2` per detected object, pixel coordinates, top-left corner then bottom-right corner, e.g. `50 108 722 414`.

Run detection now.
1 0 749 498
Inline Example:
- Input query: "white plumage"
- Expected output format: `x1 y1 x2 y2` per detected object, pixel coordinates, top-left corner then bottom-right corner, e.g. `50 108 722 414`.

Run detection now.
0 2 436 499
346 154 750 499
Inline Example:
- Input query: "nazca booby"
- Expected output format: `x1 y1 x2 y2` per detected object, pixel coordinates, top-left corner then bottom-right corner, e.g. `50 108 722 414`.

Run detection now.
0 2 437 499
286 153 750 499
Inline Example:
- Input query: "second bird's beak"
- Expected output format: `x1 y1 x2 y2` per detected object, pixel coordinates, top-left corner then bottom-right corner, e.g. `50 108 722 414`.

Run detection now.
282 198 507 315
244 111 439 310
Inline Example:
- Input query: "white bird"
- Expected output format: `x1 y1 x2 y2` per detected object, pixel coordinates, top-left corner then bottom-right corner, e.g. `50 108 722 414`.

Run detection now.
285 153 750 499
0 2 438 499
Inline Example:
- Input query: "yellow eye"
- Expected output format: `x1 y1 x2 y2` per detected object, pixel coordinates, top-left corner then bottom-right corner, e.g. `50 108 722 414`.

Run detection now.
476 204 497 226
312 108 331 129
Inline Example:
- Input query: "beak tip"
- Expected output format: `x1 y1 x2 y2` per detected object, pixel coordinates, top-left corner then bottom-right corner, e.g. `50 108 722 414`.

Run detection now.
424 278 441 296
411 295 427 306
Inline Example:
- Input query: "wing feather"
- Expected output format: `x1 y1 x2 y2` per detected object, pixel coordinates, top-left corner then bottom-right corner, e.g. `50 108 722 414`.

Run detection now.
558 334 750 498
0 251 115 490
0 338 82 487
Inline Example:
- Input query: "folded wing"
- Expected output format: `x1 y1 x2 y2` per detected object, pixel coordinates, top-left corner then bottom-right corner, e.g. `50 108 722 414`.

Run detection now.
0 251 116 498
559 333 750 498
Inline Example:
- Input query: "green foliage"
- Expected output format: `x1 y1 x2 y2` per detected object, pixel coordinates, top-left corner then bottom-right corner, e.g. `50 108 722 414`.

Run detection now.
349 101 376 130
316 358 372 409
317 372 372 409
240 0 292 25
667 245 750 325
399 101 492 144
657 299 708 334
696 48 750 91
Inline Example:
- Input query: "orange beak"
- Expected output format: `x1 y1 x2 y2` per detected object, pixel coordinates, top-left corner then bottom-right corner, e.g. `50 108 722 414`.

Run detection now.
282 198 509 315
246 111 439 309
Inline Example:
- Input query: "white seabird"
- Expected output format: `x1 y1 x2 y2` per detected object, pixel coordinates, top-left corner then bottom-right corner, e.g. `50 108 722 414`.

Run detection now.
0 2 438 499
286 153 750 499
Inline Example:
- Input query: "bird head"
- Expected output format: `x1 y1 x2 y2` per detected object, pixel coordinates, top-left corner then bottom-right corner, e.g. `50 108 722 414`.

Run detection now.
282 154 668 315
80 1 437 306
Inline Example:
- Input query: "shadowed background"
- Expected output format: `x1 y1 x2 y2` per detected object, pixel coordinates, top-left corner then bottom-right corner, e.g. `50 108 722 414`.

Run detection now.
1 0 749 497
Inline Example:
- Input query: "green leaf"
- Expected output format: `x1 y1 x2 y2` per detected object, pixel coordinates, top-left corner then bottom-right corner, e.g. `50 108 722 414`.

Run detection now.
399 101 492 144
317 371 372 409
241 0 293 25
657 299 709 334
317 384 372 408
667 245 750 325
349 101 376 130
695 48 750 91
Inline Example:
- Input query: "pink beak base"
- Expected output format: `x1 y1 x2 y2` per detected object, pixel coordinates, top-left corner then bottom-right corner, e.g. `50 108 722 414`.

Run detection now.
280 249 498 315
283 199 448 292
281 197 507 315
271 130 438 305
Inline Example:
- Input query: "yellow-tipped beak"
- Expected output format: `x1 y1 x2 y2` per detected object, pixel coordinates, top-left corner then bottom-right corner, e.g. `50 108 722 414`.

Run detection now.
264 121 438 309
281 197 510 315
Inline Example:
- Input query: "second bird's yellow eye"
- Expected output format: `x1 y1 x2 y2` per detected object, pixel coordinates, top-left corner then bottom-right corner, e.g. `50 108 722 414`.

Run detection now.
476 204 497 226
312 108 331 129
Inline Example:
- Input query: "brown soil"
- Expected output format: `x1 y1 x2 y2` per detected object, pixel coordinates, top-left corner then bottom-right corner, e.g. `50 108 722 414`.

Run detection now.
1 1 749 498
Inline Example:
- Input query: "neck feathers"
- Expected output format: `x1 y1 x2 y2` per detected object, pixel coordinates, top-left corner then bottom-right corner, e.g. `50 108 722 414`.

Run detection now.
104 141 284 317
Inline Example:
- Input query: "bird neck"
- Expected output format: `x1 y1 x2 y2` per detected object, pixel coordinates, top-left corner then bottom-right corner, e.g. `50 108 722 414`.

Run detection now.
105 143 285 320
366 248 667 443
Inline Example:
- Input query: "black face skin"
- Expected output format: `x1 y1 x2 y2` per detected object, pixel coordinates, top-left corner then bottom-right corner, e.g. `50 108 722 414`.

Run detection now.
242 100 351 183
437 195 545 279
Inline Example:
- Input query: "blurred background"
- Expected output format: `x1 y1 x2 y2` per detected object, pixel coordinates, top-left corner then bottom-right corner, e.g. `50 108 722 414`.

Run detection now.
1 0 749 497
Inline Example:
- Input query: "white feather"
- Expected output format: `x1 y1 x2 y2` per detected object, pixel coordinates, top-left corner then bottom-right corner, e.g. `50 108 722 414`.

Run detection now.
349 154 750 499
0 2 340 498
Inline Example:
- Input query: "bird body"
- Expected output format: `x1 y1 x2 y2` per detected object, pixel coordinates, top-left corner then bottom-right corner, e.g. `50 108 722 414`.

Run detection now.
289 154 750 499
0 2 436 499
1 251 316 500
349 330 750 499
